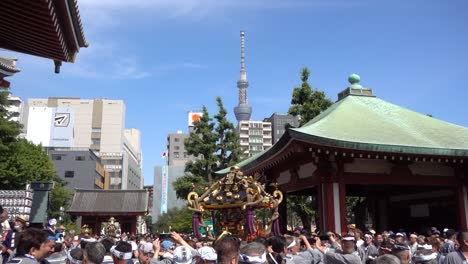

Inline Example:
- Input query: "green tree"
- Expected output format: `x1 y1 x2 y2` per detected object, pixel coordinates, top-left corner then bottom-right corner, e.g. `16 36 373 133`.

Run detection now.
287 195 316 232
153 207 193 234
213 96 241 171
0 91 21 154
172 175 210 200
184 106 218 183
174 97 240 200
288 67 333 126
286 67 333 229
0 138 55 189
48 176 73 219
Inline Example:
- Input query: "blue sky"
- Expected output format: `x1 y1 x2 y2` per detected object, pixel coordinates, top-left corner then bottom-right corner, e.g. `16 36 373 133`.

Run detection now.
3 0 468 185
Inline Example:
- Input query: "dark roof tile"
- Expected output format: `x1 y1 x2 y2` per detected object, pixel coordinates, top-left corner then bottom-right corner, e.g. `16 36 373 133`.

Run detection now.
68 189 148 214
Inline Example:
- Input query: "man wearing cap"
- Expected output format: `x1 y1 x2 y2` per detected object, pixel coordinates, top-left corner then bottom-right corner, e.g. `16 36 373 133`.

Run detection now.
157 240 175 261
2 215 28 264
316 236 362 264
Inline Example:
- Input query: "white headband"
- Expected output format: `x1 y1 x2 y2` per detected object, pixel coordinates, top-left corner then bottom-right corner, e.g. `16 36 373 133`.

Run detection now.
67 251 82 264
413 253 438 262
111 246 133 260
287 240 297 249
342 237 356 242
240 253 267 264
418 244 433 250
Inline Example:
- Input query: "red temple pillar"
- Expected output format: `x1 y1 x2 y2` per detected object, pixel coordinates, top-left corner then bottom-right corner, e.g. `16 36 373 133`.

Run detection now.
318 182 347 234
457 185 468 229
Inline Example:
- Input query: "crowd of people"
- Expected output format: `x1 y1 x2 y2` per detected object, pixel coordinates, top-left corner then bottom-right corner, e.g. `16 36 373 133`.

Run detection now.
2 205 468 264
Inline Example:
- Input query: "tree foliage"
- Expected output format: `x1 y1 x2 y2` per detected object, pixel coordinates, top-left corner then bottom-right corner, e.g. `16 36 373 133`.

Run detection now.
286 68 333 229
184 106 218 183
0 91 21 157
153 207 193 234
288 67 333 126
0 138 55 189
172 175 210 200
174 97 240 200
48 176 73 219
287 195 316 232
213 97 241 171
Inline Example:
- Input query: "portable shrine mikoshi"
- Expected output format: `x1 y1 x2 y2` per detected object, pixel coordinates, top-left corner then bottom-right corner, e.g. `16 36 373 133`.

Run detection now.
187 166 283 240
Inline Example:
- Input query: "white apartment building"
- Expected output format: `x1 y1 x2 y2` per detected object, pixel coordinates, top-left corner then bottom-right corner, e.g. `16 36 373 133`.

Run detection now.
238 120 272 159
26 97 142 189
6 95 24 123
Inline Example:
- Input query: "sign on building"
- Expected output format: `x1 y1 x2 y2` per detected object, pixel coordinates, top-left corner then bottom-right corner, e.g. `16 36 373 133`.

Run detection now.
26 107 74 147
188 112 203 127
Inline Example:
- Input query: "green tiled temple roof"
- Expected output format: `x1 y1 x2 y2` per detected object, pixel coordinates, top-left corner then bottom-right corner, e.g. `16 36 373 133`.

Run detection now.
292 95 468 153
217 76 468 174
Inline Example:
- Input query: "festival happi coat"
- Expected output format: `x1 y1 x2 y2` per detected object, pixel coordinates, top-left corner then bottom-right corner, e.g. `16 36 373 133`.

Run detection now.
187 166 283 240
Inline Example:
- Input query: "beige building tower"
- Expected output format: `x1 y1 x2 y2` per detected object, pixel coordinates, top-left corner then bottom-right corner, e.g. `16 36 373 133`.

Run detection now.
238 120 272 158
26 97 142 190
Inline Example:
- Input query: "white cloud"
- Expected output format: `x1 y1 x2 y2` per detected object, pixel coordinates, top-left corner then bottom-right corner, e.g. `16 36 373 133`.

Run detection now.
63 48 205 80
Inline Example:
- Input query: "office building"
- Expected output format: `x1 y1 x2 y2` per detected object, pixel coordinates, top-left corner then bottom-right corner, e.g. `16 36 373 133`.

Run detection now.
153 165 186 221
50 149 108 190
166 131 190 166
25 97 142 190
238 120 272 158
264 113 300 144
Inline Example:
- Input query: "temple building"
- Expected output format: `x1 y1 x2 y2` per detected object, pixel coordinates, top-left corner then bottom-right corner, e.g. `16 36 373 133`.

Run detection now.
0 58 20 88
68 189 149 235
218 74 468 233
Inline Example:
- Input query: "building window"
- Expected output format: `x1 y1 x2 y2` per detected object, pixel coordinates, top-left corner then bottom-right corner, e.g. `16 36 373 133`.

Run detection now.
64 171 74 178
175 146 180 150
174 152 180 158
75 156 85 161
183 152 187 158
92 139 101 145
174 138 180 142
52 155 62 160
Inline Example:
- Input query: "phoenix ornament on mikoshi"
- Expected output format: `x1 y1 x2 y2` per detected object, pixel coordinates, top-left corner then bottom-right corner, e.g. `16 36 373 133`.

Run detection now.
187 166 283 240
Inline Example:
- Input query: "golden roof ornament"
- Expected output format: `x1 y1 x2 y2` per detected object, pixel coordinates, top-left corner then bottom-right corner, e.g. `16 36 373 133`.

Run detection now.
187 166 283 240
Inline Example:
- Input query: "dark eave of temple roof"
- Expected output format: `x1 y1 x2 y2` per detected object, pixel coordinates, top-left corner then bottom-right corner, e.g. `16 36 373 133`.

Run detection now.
0 0 88 67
